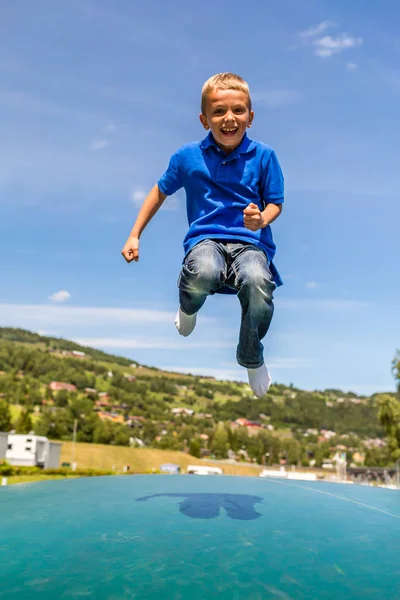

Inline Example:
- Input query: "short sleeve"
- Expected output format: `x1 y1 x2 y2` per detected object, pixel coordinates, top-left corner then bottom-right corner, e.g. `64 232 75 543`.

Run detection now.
157 150 183 196
260 150 284 206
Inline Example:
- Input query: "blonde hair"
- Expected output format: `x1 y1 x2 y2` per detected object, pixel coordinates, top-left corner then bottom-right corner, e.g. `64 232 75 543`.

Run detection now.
201 72 251 114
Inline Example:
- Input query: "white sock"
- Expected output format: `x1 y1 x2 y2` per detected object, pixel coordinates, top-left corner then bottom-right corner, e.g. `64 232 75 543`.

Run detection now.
175 307 197 337
247 364 272 398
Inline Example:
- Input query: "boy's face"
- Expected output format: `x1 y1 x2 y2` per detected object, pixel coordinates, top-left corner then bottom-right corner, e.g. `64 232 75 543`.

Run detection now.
200 88 254 153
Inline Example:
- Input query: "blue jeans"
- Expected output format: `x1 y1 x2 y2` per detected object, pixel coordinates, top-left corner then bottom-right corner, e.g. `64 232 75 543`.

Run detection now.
178 240 276 369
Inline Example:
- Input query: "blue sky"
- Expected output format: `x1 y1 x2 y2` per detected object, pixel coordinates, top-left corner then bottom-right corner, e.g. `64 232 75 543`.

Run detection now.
1 0 399 395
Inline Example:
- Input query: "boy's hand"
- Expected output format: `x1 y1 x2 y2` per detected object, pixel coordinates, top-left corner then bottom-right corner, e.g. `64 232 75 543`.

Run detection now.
243 203 266 231
121 236 140 263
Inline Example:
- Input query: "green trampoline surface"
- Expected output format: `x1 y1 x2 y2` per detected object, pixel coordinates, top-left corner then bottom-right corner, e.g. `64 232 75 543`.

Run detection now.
0 474 399 599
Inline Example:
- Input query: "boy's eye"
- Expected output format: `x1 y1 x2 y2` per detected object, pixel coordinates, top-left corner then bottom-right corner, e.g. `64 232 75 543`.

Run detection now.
234 107 246 113
213 108 224 115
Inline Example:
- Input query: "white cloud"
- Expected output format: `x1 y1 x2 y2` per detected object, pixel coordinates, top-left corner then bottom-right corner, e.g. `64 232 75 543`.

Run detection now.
74 337 235 350
48 290 71 303
0 303 213 327
268 358 316 369
132 189 146 205
158 357 316 382
220 358 316 369
89 139 109 150
299 21 335 39
252 89 301 109
313 34 363 58
347 62 358 70
158 365 246 381
306 281 318 289
105 122 116 133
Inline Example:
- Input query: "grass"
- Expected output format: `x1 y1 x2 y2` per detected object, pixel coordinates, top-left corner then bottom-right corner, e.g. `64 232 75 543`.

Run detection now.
2 443 263 486
5 474 81 485
60 441 263 477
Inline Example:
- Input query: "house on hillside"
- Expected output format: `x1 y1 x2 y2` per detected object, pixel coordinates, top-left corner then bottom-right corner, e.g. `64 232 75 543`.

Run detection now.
352 451 365 465
85 387 97 395
349 397 362 404
194 413 213 419
230 418 264 436
363 438 387 449
62 350 88 359
94 399 110 410
98 412 125 425
127 416 146 427
2 433 62 468
123 374 136 382
171 408 194 416
320 429 337 441
130 437 145 448
49 381 77 393
71 350 86 358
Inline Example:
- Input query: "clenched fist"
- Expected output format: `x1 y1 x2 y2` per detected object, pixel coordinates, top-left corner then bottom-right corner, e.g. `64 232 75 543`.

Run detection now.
121 236 140 263
243 203 266 231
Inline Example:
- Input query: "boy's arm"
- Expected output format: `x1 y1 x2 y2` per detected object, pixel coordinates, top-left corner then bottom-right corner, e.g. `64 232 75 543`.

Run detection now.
243 202 282 231
121 184 167 263
244 148 284 231
261 202 282 227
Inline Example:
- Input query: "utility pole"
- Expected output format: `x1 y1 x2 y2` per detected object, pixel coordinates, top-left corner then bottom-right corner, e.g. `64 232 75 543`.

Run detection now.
70 419 78 469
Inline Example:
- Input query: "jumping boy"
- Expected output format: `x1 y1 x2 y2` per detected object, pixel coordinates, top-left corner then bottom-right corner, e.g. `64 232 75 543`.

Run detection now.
121 73 284 398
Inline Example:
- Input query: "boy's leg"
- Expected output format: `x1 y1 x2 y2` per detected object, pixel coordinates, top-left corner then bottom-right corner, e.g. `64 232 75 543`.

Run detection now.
176 240 226 336
229 244 276 397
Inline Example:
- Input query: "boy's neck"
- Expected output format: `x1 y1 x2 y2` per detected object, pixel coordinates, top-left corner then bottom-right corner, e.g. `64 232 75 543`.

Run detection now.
211 132 247 155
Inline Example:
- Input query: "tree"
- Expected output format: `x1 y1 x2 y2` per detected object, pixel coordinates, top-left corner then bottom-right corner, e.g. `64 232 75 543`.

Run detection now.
34 409 74 440
113 426 131 446
15 409 33 434
0 400 11 431
76 413 99 443
392 351 400 390
189 438 201 458
54 390 69 408
377 394 400 459
211 422 229 459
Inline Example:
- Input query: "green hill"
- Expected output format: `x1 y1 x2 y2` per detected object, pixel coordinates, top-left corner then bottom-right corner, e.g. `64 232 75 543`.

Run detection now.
0 327 394 468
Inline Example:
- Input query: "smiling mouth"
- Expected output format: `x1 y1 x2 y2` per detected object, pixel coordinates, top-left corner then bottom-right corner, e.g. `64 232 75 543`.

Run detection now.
221 127 238 136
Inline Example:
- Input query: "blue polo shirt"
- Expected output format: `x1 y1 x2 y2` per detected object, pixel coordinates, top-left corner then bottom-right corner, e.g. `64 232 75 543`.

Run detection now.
158 132 284 287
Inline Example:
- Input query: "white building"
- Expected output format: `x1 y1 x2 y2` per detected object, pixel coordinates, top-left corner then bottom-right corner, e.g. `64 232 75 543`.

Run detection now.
4 434 62 468
187 465 223 475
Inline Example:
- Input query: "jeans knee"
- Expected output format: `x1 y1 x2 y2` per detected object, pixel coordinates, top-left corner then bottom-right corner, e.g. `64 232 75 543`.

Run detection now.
183 255 222 292
238 266 275 300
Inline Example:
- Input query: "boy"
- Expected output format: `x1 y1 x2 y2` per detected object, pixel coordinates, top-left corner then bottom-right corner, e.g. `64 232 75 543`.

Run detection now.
121 73 284 398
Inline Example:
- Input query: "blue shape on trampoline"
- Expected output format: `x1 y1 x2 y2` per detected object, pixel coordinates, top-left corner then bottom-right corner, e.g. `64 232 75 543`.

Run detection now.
136 493 263 520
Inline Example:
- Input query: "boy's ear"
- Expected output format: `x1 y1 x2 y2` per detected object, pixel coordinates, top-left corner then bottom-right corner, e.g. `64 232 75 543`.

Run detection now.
247 110 255 128
199 113 210 130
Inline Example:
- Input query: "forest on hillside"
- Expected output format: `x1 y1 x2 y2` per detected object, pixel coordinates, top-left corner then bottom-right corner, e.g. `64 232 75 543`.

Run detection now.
0 328 399 468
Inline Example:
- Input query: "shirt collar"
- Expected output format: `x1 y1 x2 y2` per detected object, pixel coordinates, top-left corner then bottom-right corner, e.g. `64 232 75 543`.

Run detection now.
200 132 256 155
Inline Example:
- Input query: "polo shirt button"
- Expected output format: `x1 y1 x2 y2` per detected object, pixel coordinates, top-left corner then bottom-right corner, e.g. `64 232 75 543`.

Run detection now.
222 162 226 165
